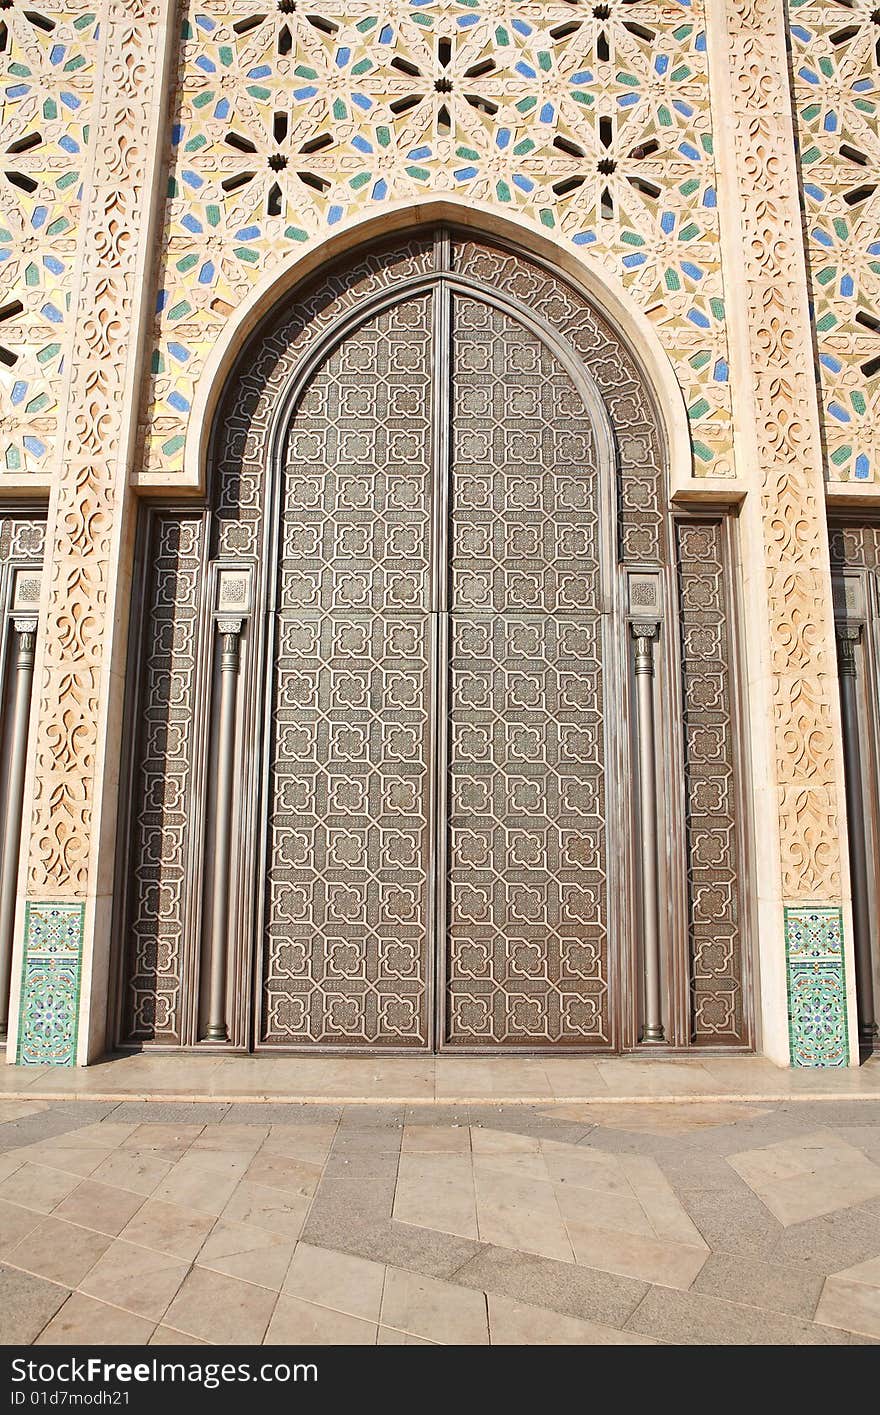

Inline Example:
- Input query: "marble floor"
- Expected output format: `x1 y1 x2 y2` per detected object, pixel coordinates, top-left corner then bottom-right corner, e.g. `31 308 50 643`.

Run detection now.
0 1094 879 1345
1 1051 879 1103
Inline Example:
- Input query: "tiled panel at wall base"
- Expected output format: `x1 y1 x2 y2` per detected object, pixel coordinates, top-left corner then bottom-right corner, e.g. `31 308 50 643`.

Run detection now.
785 907 849 1068
16 903 84 1067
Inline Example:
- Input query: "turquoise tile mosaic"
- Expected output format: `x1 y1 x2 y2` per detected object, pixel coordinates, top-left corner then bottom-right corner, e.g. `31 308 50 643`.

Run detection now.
785 906 849 1068
16 902 84 1067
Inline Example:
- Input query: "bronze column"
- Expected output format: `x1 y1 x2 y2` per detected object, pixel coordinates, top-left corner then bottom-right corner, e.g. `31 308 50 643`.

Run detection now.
632 621 664 1043
836 625 877 1043
205 618 243 1042
0 617 37 1035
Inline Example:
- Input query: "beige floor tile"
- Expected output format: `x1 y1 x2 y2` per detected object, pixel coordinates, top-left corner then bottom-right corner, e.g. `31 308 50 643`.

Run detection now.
36 1293 155 1346
0 1162 81 1214
121 1124 205 1159
394 1154 478 1240
283 1242 385 1322
541 1141 633 1196
0 1198 43 1253
555 1182 655 1239
596 1060 719 1097
266 1294 376 1345
377 1327 436 1345
565 1219 709 1289
729 1131 854 1189
0 1100 48 1123
380 1268 489 1344
618 1154 706 1245
153 1155 242 1215
434 1061 550 1100
0 1154 24 1184
54 1180 145 1236
263 1124 337 1164
401 1125 470 1155
222 1180 311 1240
541 1102 774 1135
197 1220 296 1290
537 1060 612 1098
16 1144 114 1180
89 1149 175 1198
244 1152 322 1199
119 1198 214 1261
473 1151 550 1183
471 1129 542 1156
478 1200 574 1262
164 1267 277 1344
80 1240 190 1321
191 1125 267 1154
815 1256 880 1339
488 1293 657 1345
6 1216 112 1287
150 1326 208 1346
59 1123 141 1150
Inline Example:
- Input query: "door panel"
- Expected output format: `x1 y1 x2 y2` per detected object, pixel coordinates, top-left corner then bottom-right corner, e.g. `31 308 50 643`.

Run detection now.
260 296 435 1046
443 296 610 1047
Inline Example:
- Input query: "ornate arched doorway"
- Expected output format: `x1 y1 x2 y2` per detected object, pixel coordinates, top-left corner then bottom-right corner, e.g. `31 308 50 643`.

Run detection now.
115 229 753 1054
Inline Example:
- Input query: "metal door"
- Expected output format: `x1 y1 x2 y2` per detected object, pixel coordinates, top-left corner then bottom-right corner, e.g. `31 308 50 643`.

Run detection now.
258 283 613 1049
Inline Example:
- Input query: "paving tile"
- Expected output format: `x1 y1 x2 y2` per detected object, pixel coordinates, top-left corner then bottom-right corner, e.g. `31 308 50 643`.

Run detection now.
120 1124 205 1160
243 1152 322 1198
197 1220 296 1290
191 1124 267 1155
112 1104 229 1127
54 1180 145 1236
13 1144 114 1179
302 1200 483 1281
394 1154 478 1240
401 1125 471 1154
282 1242 385 1321
0 1101 49 1125
223 1104 342 1126
149 1326 208 1345
625 1285 859 1345
0 1264 69 1343
618 1154 707 1246
323 1150 401 1180
693 1251 825 1319
565 1218 708 1289
35 1292 155 1346
222 1180 311 1240
0 1198 44 1254
262 1123 337 1165
377 1326 436 1344
266 1294 376 1345
814 1255 880 1340
89 1149 175 1197
80 1240 189 1320
118 1198 214 1261
153 1154 243 1215
771 1205 880 1275
728 1130 880 1225
452 1244 648 1329
670 1185 782 1260
488 1292 658 1345
544 1102 774 1136
0 1162 82 1214
6 1217 112 1288
380 1267 489 1344
164 1266 277 1344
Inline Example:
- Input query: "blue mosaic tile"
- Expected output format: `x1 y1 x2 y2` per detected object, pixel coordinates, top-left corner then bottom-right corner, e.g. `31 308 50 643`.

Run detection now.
16 902 84 1067
785 906 849 1068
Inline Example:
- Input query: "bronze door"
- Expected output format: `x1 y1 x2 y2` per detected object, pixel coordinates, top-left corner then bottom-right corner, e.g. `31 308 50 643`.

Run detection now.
258 283 614 1049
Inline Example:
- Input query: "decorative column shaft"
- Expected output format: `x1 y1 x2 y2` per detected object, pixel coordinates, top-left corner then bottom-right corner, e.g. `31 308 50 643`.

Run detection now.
0 620 37 1035
8 3 178 1066
205 620 242 1043
632 622 664 1044
836 627 877 1042
706 0 855 1065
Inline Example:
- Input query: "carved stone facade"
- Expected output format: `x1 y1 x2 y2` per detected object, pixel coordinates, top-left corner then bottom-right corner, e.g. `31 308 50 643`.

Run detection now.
0 1 875 1067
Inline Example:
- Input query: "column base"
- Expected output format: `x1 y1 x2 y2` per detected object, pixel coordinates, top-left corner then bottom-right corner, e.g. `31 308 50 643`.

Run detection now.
204 1026 228 1043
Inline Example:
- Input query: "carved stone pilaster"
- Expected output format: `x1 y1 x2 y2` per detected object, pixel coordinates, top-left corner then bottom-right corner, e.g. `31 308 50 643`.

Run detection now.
10 4 178 1065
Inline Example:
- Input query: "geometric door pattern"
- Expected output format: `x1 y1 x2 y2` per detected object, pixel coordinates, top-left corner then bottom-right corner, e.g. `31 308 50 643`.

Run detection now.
262 286 611 1048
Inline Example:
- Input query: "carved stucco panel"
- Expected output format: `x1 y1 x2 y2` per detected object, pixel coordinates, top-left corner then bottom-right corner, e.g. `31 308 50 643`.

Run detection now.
724 0 844 904
26 5 171 899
